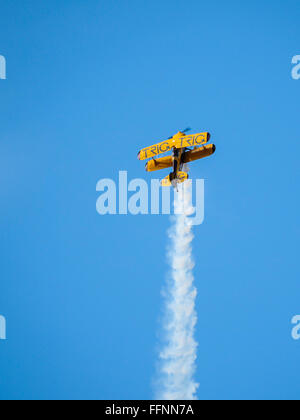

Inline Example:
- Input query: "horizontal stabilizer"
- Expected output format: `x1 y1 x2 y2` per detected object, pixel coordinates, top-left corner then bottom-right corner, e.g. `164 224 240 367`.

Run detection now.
161 171 189 188
176 171 189 183
161 175 172 187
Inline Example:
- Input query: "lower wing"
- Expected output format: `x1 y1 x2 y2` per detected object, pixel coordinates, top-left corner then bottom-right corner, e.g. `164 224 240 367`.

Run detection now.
183 144 216 164
145 144 216 172
145 156 173 172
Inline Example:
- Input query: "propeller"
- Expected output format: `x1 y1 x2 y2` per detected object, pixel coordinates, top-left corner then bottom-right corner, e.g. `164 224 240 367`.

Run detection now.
168 127 191 139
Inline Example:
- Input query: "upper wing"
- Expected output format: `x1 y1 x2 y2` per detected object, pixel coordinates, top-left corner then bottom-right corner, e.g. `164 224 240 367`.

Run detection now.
138 138 174 161
138 132 210 161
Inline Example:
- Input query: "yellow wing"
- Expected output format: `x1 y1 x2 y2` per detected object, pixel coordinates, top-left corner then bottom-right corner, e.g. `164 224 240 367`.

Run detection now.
138 132 210 161
183 143 216 164
145 156 173 172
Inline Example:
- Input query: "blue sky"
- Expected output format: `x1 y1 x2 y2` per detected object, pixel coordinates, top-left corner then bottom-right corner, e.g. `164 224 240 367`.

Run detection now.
0 0 299 400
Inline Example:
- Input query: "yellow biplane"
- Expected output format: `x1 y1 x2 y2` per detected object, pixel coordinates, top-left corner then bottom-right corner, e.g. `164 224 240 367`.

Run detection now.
138 128 216 188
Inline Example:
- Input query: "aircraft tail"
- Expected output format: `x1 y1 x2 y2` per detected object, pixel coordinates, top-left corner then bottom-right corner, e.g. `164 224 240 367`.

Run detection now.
161 171 189 188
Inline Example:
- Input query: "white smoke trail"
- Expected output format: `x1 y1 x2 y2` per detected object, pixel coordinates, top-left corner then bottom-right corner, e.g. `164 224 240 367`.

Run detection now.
157 179 199 400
